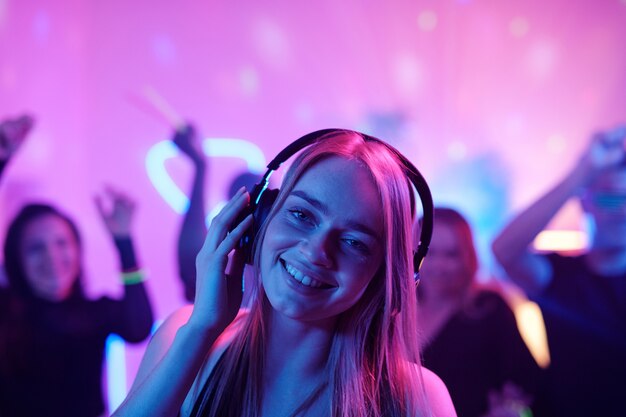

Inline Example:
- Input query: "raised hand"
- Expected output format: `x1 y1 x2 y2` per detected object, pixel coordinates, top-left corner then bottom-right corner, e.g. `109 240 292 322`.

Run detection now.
0 114 35 161
189 187 253 333
483 382 532 417
95 186 137 238
172 123 206 167
581 125 626 174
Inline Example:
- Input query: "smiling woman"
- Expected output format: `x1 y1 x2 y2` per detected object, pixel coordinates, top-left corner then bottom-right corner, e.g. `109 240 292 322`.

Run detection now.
113 129 456 417
0 201 154 417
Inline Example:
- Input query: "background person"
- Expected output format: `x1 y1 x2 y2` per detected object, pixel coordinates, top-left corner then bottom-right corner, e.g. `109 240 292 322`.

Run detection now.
0 193 154 417
172 123 261 303
0 114 154 416
417 207 540 417
492 126 626 417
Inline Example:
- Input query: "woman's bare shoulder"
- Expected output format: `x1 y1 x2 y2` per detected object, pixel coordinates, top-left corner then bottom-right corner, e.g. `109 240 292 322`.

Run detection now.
180 308 249 415
196 307 249 367
131 304 195 388
420 366 457 417
145 305 248 360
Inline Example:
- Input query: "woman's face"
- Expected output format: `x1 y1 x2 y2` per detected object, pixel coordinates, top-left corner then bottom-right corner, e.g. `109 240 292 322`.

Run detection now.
260 156 384 326
419 222 473 296
20 214 80 301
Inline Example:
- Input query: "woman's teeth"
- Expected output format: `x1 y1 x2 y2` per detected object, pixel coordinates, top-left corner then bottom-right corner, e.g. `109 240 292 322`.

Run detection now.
284 262 325 288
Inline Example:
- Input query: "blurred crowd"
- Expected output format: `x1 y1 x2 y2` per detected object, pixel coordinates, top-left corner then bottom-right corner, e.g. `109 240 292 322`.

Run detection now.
0 114 624 417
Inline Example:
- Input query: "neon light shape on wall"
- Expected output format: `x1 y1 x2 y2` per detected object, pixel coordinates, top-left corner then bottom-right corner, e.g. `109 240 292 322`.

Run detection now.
145 138 267 219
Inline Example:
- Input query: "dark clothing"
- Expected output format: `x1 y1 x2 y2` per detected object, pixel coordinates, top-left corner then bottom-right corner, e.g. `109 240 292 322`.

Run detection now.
0 160 8 179
422 290 541 417
0 283 153 417
531 254 626 417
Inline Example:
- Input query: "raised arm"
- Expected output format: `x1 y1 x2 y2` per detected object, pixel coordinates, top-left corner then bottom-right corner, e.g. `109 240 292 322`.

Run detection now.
173 124 208 302
112 188 253 417
492 127 626 296
0 114 34 181
95 186 153 342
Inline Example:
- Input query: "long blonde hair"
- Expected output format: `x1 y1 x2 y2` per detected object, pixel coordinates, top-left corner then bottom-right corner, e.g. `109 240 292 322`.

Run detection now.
192 131 429 417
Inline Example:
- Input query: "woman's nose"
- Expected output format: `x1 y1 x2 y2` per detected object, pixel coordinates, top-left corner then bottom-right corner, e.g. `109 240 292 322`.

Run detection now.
300 230 334 269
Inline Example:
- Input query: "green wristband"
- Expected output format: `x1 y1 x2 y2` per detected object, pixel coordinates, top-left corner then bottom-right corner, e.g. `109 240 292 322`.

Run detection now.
121 269 146 285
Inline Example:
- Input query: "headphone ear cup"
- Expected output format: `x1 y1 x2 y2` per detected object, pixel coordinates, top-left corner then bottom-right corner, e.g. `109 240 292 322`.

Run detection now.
413 244 428 280
253 188 279 230
243 187 279 264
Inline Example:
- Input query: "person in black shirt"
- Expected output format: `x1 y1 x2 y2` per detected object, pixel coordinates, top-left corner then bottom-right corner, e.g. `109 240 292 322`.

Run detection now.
0 114 154 417
492 126 626 417
418 208 540 417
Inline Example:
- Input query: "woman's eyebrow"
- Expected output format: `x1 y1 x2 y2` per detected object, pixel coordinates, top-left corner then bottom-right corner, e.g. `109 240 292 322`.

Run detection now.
289 190 381 241
290 190 328 215
346 221 381 242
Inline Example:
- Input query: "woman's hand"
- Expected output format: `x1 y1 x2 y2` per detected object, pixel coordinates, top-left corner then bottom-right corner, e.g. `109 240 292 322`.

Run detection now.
189 187 254 333
172 123 206 167
95 186 136 239
482 382 532 417
577 126 626 181
0 114 34 162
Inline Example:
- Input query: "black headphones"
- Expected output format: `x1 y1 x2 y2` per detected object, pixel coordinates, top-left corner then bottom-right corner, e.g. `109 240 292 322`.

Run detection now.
238 128 433 281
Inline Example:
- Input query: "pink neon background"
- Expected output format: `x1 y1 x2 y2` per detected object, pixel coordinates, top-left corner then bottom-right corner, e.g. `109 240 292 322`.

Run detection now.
1 0 626 394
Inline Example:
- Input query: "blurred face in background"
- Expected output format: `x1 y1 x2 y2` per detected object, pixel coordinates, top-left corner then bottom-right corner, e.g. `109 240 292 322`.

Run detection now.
416 219 475 298
20 214 80 301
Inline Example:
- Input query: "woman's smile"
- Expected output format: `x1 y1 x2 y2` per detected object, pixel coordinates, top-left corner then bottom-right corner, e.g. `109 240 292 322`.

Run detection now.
280 258 335 290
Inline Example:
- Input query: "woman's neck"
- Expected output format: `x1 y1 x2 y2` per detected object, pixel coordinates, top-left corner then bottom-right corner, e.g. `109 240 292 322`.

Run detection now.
265 311 333 379
260 311 333 417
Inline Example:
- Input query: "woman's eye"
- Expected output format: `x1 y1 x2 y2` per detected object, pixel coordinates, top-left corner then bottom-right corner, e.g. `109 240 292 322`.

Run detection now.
288 209 311 222
343 238 368 253
24 243 44 256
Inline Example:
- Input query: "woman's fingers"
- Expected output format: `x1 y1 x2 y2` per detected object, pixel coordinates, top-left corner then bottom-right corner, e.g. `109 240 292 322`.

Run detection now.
227 247 247 279
192 213 252 332
202 188 250 251
219 214 253 257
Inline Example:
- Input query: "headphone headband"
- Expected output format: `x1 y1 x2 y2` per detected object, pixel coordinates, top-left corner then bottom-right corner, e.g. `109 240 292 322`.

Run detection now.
243 129 433 280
